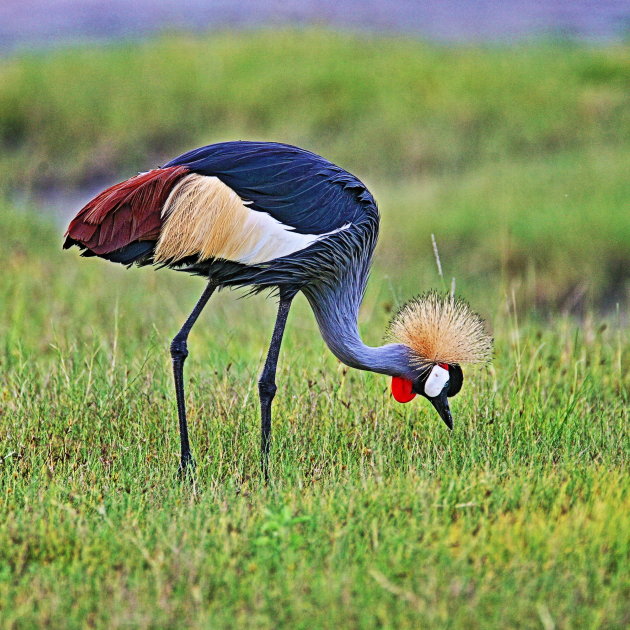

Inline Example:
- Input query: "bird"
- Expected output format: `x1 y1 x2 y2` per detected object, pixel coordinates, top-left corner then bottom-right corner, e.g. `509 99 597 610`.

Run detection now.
64 141 492 477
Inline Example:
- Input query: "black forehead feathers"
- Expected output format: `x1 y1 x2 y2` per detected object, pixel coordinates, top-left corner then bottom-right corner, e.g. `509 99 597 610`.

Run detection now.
413 362 464 397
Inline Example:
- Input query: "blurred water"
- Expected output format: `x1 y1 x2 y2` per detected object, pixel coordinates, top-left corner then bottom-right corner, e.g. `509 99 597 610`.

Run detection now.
1 0 629 52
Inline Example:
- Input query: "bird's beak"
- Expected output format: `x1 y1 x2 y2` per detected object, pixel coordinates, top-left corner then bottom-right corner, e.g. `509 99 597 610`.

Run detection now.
430 389 453 430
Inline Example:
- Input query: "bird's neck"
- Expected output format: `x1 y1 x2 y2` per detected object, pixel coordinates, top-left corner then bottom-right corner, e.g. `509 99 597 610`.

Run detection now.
303 271 413 379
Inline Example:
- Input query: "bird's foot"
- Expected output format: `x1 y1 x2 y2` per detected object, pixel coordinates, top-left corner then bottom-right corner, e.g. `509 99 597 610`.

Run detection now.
260 457 270 485
177 454 196 481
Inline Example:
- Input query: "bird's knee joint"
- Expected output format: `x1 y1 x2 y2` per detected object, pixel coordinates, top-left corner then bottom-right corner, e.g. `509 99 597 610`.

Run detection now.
170 337 188 360
258 380 277 398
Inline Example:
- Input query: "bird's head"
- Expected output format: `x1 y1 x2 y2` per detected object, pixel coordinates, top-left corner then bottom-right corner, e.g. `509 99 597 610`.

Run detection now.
386 291 493 429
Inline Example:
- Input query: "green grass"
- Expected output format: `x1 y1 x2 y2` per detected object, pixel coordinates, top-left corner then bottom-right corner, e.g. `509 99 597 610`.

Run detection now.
0 30 629 629
0 202 628 628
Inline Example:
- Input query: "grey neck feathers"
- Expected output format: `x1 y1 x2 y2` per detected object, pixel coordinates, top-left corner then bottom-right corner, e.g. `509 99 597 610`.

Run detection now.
303 269 413 379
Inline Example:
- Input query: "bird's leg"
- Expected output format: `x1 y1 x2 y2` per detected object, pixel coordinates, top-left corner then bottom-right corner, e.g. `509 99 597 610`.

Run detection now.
170 282 216 476
259 290 295 481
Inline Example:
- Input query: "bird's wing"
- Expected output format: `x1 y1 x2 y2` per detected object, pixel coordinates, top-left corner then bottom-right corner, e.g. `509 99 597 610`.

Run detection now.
163 141 376 234
64 142 376 266
63 166 190 261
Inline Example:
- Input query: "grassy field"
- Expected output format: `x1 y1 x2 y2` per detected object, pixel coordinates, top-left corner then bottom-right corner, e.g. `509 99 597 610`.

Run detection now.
0 30 629 629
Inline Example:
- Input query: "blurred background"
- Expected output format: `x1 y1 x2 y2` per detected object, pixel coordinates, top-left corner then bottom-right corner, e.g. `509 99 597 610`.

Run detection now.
2 1 629 48
1 0 629 318
1 5 629 626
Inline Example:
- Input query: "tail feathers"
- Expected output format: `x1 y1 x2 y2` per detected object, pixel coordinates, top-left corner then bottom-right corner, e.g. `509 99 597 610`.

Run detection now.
63 166 190 258
105 242 157 265
66 240 157 265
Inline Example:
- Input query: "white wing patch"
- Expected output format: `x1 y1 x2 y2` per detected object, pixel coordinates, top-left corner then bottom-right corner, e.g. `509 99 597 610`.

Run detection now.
235 209 349 264
424 365 449 398
154 173 349 265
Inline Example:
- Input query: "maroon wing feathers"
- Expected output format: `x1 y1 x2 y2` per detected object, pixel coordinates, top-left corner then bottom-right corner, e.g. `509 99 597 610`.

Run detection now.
63 166 189 255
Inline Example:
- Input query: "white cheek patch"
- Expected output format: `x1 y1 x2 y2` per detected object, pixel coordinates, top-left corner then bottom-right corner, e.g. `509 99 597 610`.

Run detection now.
424 365 450 398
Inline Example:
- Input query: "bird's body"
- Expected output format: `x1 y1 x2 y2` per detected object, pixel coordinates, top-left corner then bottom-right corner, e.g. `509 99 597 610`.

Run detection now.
66 142 376 291
65 141 492 476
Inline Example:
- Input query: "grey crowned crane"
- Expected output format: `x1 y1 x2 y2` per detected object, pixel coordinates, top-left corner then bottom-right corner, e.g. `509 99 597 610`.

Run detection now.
64 141 492 477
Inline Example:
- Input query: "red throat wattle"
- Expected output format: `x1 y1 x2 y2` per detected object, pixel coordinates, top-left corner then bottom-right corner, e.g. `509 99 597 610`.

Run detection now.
391 376 416 403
